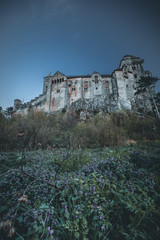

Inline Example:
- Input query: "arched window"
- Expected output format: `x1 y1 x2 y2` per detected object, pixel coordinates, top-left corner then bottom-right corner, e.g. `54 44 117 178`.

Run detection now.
95 76 98 84
72 87 76 91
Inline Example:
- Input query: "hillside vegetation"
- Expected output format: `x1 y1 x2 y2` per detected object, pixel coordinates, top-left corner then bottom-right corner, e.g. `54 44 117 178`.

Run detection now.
0 110 160 239
0 110 160 151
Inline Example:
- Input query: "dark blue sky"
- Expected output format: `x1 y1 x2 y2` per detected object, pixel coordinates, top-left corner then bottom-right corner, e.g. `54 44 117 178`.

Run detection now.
0 0 160 109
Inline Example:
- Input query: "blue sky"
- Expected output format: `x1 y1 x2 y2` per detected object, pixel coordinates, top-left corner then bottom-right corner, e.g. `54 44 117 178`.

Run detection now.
0 0 160 109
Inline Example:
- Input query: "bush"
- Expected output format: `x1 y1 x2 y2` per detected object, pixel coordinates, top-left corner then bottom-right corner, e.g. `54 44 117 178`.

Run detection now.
0 110 159 151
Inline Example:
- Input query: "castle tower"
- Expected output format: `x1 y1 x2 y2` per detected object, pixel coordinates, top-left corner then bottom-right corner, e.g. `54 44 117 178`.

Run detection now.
48 71 68 112
113 55 145 109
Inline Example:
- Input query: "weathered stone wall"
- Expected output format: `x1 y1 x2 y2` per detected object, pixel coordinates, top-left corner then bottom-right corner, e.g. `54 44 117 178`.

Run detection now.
13 55 153 115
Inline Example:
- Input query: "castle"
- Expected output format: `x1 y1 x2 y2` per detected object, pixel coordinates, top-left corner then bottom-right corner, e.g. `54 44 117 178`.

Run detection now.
13 55 152 114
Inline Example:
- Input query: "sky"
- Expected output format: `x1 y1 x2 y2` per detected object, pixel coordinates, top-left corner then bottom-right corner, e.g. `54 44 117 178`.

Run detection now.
0 0 160 109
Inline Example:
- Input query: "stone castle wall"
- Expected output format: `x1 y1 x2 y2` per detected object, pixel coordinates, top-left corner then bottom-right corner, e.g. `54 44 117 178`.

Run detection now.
13 55 152 114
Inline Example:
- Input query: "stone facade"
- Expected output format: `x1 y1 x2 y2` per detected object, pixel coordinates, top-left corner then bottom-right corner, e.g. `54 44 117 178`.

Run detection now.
13 55 152 114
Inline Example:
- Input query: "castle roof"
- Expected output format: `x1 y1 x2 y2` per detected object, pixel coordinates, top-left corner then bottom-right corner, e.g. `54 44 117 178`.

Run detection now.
123 55 140 59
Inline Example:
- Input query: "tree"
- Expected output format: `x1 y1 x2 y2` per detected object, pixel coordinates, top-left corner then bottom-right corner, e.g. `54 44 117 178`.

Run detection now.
135 76 160 119
4 107 14 118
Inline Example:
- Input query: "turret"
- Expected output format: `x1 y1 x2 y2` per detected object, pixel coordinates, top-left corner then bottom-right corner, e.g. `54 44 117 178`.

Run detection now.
43 72 53 94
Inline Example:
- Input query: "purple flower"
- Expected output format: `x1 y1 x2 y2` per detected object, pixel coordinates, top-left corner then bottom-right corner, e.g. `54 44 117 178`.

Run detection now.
48 227 54 236
65 205 68 213
99 216 103 220
99 206 102 211
101 225 104 231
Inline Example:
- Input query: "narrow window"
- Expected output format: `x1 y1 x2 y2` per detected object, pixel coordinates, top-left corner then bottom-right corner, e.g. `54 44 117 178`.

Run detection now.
95 76 98 84
134 74 137 78
57 89 60 93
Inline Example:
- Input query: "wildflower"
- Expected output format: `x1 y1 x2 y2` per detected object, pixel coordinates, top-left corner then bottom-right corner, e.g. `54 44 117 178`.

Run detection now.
48 226 54 236
99 216 103 220
52 220 57 225
101 225 104 231
65 205 67 213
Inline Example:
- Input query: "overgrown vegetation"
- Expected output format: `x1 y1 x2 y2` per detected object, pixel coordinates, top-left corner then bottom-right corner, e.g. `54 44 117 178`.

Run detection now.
0 110 160 239
0 145 160 239
0 110 160 151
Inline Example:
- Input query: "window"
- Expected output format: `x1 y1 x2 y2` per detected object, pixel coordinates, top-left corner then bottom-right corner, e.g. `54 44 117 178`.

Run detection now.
84 87 88 91
96 87 98 90
95 76 98 84
72 87 76 91
124 76 128 79
57 79 59 83
132 66 136 70
57 89 60 93
62 78 64 82
126 84 128 88
134 74 137 78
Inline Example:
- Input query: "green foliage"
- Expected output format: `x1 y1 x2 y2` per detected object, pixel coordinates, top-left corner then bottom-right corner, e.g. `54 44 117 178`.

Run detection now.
0 110 160 151
0 145 160 239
